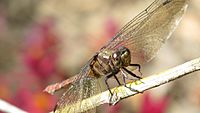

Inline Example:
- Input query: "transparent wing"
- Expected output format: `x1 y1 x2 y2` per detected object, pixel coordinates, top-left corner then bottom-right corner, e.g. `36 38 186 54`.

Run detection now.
103 0 189 64
54 65 102 113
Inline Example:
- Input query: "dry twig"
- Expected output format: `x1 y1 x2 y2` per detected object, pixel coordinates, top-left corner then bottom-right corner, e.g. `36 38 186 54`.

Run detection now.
1 57 200 113
59 57 200 112
0 99 27 113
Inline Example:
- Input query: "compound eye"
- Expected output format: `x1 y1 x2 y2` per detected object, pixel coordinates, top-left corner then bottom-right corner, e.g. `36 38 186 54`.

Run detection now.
123 51 127 55
122 51 128 57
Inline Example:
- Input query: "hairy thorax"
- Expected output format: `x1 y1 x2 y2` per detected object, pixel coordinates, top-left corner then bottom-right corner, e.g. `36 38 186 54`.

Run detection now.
89 46 131 78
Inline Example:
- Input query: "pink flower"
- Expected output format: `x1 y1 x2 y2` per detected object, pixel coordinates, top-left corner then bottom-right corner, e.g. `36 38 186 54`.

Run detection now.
140 93 170 113
22 18 59 79
13 87 56 113
107 103 121 113
104 17 119 39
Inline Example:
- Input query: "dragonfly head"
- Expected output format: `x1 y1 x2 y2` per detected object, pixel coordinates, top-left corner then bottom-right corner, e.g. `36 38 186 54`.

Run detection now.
113 47 131 67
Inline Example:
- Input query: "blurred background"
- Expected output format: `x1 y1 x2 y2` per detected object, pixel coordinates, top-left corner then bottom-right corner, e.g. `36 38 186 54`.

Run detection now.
0 0 200 113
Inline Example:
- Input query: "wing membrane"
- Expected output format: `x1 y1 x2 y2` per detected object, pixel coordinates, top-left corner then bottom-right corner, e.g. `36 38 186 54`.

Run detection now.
54 66 102 113
103 0 189 64
54 0 189 112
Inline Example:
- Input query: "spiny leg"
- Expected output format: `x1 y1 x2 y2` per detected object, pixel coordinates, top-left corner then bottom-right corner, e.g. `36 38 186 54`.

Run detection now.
128 64 144 85
105 72 122 94
105 72 114 96
113 74 121 86
108 60 122 85
121 69 140 93
129 64 142 75
122 67 142 79
105 73 114 105
105 72 122 105
121 69 130 87
122 67 144 83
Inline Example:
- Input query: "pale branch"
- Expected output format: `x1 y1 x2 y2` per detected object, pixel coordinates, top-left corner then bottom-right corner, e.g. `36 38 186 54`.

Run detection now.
1 57 200 113
57 57 200 113
0 99 27 113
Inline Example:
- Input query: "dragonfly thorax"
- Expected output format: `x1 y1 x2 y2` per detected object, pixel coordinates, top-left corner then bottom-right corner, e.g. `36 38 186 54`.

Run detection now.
90 46 131 78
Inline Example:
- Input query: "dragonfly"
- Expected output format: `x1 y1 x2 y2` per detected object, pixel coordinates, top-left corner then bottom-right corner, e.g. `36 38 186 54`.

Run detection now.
44 0 189 112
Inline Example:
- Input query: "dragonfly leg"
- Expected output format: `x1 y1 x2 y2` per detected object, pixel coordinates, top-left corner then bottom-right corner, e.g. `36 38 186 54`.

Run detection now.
105 72 114 96
122 67 144 85
121 68 141 93
122 72 128 87
122 67 142 79
129 64 142 74
114 74 121 86
108 60 121 86
105 72 122 105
